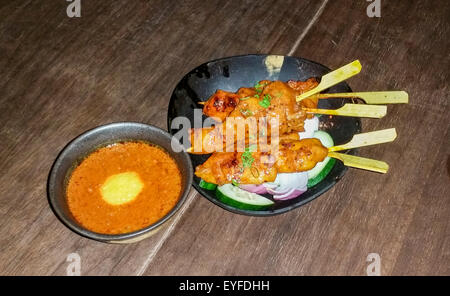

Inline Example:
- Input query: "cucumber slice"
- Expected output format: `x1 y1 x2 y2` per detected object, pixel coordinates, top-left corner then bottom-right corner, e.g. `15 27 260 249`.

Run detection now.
199 179 217 190
216 184 274 210
312 130 334 148
307 131 336 187
307 158 336 187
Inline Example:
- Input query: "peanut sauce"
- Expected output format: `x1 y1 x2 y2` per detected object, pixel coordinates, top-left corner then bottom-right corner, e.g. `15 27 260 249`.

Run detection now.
66 142 182 234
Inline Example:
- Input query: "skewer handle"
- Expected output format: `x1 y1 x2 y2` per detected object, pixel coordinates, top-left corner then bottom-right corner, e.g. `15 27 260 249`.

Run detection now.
328 152 389 173
304 103 387 118
316 91 408 104
329 128 397 152
296 60 362 102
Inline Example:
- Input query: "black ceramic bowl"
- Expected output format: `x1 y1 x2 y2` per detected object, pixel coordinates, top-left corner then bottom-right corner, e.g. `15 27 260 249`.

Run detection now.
47 122 193 243
167 54 361 216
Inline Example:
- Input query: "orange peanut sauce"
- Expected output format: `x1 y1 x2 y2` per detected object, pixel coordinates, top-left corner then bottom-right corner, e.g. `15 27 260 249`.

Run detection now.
66 142 182 234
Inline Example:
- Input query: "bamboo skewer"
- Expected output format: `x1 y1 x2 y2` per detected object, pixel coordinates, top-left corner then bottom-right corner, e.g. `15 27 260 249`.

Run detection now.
310 91 409 104
296 60 362 102
304 103 387 118
328 152 389 173
328 128 397 152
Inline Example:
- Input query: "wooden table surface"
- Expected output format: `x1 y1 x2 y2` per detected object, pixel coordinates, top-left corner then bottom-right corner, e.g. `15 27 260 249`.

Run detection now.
0 0 448 276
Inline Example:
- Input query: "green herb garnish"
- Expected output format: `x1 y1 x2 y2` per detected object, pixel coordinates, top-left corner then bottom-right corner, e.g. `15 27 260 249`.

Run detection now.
250 167 260 178
254 94 259 99
258 94 272 108
241 145 256 168
232 179 240 186
254 82 263 93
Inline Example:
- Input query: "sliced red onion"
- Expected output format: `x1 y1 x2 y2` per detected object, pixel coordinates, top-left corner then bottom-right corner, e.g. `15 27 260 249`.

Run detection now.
262 182 278 190
267 172 309 200
274 172 308 189
273 188 306 200
239 184 268 194
266 186 292 196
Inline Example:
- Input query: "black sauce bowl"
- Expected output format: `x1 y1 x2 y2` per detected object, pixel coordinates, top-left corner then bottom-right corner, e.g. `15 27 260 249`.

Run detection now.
47 122 193 243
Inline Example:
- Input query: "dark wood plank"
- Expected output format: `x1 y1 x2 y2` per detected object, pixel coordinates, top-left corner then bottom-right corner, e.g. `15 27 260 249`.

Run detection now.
0 0 326 275
143 0 450 275
392 129 450 275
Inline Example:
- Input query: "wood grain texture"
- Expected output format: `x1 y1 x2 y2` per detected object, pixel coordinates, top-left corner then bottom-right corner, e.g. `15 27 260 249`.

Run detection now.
143 0 450 276
0 0 448 276
0 0 327 275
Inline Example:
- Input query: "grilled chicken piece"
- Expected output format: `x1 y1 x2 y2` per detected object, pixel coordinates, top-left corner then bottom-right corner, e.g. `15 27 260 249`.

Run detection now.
275 138 328 173
190 79 319 154
195 138 328 185
201 90 240 122
201 87 257 122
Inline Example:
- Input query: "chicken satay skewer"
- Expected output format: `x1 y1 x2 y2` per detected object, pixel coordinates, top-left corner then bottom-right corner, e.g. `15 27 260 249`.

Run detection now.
187 124 396 155
196 129 396 183
199 61 364 124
